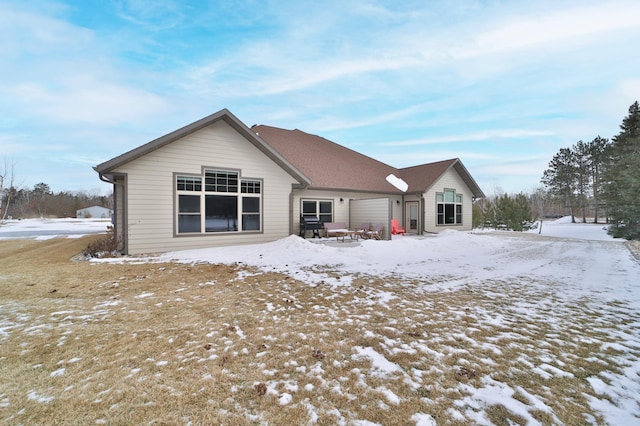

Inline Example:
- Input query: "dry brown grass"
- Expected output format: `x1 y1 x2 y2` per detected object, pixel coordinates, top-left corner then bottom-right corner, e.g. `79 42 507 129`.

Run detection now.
0 236 637 424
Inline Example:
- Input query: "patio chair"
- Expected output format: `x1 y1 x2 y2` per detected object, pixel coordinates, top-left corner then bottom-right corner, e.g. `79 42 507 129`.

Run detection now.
391 219 405 235
356 223 371 239
368 223 384 240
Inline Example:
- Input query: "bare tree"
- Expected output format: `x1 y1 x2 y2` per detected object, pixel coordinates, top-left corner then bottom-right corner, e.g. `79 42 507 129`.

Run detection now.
530 188 554 234
0 157 16 223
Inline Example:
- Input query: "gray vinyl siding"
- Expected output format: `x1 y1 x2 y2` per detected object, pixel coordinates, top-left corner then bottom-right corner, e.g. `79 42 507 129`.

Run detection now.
349 198 392 240
110 120 298 254
424 168 474 233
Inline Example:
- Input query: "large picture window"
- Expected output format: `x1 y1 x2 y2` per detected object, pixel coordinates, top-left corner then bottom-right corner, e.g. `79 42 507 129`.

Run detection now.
436 189 463 225
176 169 262 234
301 199 333 223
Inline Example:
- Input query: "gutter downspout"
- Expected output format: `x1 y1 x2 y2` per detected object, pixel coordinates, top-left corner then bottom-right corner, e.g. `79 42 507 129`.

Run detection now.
419 192 425 236
98 173 114 184
290 184 308 237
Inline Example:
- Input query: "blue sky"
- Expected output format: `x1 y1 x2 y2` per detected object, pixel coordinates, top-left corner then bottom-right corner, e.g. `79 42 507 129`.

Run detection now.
1 0 639 195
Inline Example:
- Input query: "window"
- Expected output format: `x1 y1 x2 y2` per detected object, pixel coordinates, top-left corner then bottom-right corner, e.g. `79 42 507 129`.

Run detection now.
301 200 333 223
175 169 262 234
205 195 237 232
178 194 201 233
241 180 261 194
177 176 202 192
436 189 463 225
242 197 260 230
205 170 238 193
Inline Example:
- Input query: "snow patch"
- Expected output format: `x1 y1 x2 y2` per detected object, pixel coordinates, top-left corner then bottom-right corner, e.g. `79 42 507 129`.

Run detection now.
353 346 402 377
386 174 409 192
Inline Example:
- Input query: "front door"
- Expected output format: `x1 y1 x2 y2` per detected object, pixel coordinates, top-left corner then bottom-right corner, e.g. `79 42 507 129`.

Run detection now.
405 201 419 233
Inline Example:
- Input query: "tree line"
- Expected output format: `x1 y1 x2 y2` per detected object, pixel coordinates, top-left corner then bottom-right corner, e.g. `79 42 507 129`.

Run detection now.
474 101 640 240
541 101 639 239
472 190 556 233
0 181 112 221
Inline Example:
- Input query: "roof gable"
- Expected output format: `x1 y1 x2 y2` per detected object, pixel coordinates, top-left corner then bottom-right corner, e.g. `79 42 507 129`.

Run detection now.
398 159 485 198
94 109 310 186
398 159 457 193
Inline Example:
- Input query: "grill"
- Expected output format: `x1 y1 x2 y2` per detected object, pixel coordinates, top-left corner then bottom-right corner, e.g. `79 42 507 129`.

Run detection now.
299 215 322 238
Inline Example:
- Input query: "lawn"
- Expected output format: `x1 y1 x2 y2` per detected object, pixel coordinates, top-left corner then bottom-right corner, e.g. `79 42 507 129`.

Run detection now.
0 220 639 425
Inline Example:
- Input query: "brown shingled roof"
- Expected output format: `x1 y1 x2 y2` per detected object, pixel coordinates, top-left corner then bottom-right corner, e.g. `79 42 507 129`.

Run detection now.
252 125 399 193
94 108 484 198
253 125 485 198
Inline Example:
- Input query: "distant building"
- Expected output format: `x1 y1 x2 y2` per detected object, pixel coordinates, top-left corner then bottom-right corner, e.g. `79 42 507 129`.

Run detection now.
76 205 113 219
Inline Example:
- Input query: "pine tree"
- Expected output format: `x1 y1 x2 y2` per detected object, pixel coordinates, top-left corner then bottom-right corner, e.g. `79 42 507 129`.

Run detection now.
481 198 496 229
541 147 578 222
573 140 591 223
510 193 533 231
587 136 609 223
472 202 485 229
602 101 640 239
490 193 533 231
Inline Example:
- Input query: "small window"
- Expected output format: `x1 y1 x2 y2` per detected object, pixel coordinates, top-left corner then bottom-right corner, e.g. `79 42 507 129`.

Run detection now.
205 170 238 193
444 189 455 203
302 200 317 216
241 180 261 194
242 197 260 231
319 201 333 223
177 176 202 191
178 195 201 233
301 200 333 223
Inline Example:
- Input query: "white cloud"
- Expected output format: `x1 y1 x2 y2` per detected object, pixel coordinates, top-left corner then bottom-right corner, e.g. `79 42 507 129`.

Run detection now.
6 80 170 125
475 157 550 177
379 151 496 169
299 104 433 133
180 0 640 101
0 135 32 155
454 1 640 59
113 0 186 30
0 4 172 127
378 129 555 147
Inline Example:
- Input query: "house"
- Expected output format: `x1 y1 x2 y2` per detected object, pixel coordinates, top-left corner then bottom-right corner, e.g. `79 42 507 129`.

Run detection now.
95 109 485 254
76 205 113 219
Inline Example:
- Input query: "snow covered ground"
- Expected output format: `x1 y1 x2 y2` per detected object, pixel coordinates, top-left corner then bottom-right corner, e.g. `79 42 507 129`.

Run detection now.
0 218 110 239
141 216 633 300
127 217 639 423
1 217 639 424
